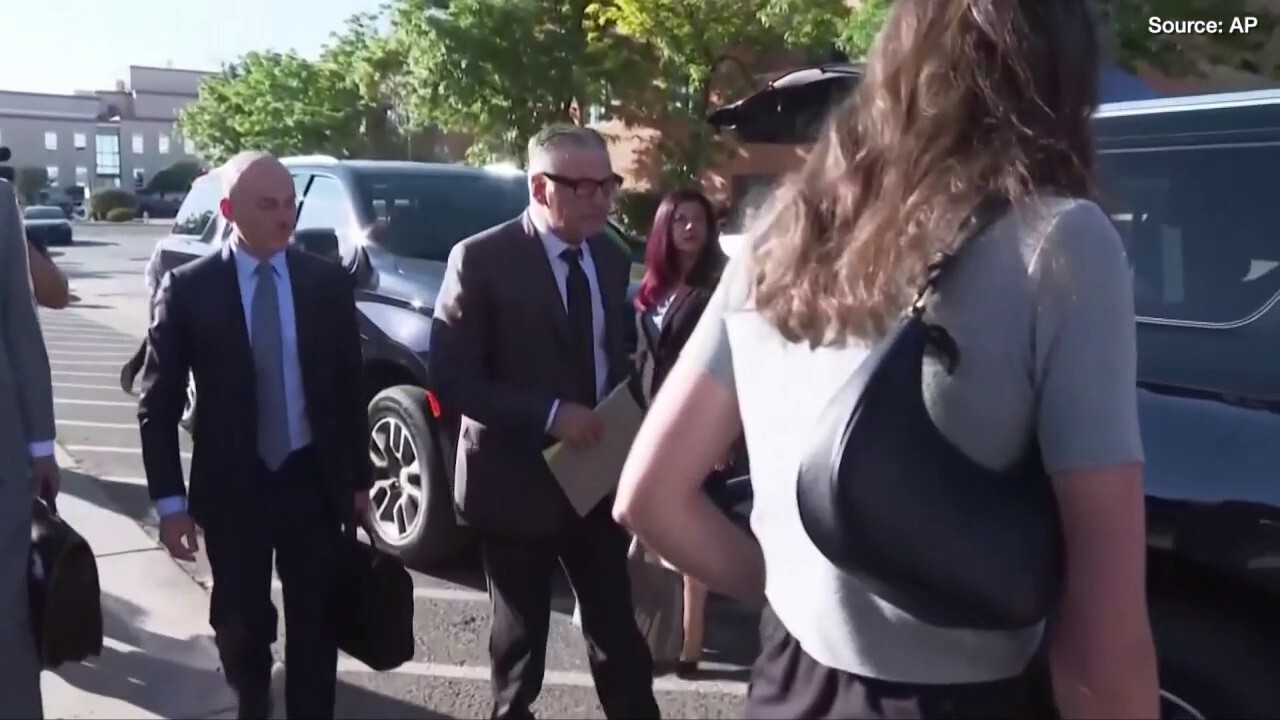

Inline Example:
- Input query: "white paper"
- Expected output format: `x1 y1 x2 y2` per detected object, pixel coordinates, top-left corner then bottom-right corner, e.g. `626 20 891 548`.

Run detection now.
544 382 645 516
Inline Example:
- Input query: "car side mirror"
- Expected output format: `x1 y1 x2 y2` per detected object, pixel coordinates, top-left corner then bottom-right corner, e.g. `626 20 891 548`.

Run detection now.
294 228 340 262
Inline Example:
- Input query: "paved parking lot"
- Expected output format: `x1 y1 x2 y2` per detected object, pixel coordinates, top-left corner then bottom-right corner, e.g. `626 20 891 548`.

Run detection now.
40 229 755 718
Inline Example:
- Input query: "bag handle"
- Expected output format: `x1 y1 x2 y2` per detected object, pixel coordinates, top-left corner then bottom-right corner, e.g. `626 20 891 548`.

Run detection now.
907 196 1011 319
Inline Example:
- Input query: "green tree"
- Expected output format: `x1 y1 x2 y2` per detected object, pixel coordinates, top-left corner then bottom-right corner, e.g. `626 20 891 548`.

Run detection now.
588 0 795 185
320 12 437 160
15 167 49 205
1098 0 1277 78
177 50 365 164
765 0 1275 78
392 0 619 164
147 160 203 196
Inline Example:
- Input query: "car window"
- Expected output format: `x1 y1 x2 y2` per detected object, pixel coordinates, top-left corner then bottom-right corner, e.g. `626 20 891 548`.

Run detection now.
171 176 219 239
296 175 354 237
24 206 65 220
353 171 530 262
1097 143 1280 326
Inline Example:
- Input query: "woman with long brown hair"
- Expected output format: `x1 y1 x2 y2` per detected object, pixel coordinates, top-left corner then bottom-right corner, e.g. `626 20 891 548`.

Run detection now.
613 0 1158 717
631 188 727 676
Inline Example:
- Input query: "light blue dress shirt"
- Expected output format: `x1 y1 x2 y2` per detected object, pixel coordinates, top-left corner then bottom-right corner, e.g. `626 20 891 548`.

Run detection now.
156 244 312 517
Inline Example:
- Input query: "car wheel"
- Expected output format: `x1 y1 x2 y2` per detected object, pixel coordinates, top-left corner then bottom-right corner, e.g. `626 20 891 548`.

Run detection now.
366 385 470 567
1150 592 1280 718
180 372 196 433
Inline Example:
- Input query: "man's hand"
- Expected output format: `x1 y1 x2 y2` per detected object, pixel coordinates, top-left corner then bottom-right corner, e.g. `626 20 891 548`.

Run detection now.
550 402 604 449
159 512 200 561
31 455 60 501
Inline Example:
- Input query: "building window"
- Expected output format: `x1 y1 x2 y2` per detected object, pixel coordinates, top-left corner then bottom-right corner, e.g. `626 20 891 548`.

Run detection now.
158 134 170 154
132 133 144 154
95 132 122 177
74 132 87 149
184 137 196 155
0 129 4 144
46 166 59 186
133 169 146 188
44 132 57 150
75 166 88 186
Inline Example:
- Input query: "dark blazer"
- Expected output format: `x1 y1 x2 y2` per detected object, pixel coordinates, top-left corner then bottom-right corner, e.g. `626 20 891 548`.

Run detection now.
634 287 714 403
138 244 371 530
428 213 633 538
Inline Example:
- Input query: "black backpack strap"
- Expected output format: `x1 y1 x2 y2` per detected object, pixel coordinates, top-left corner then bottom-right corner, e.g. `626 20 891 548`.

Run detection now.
907 196 1011 319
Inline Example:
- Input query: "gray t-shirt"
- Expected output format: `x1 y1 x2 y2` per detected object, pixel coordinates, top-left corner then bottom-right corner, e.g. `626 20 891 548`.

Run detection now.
682 197 1143 683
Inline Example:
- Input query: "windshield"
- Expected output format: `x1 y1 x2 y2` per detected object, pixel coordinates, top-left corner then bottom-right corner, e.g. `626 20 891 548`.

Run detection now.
353 170 531 262
24 206 65 220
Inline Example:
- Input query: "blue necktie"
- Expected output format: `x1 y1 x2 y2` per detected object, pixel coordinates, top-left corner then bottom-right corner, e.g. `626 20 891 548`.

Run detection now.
251 262 290 470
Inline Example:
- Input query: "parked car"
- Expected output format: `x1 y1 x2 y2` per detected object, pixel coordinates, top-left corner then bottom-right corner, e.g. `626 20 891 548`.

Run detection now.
149 157 645 564
710 64 1280 719
23 205 73 248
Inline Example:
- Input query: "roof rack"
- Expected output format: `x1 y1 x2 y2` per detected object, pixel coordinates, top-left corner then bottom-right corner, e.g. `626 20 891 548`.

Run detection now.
281 154 340 165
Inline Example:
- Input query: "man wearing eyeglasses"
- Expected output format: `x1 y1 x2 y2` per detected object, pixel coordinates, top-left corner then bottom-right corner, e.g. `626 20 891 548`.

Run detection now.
429 125 659 720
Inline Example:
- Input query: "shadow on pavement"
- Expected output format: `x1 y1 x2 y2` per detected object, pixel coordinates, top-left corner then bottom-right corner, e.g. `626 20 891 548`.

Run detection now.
335 682 457 719
65 240 118 248
57 592 456 719
60 469 123 517
53 593 233 718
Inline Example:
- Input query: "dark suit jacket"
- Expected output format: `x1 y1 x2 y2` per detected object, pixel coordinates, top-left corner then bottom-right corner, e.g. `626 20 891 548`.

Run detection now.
428 213 632 538
138 244 371 530
634 287 714 404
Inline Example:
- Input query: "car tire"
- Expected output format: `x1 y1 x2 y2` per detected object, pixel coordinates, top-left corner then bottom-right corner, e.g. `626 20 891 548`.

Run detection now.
1150 591 1280 718
366 385 470 567
180 373 196 433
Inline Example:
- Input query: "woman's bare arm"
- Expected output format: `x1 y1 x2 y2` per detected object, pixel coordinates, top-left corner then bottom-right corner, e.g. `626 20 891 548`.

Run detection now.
614 361 764 605
27 241 70 309
1048 464 1158 719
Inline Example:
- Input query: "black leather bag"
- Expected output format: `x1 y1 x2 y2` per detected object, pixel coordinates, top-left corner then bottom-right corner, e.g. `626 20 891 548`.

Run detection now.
335 526 415 671
29 493 104 669
796 199 1065 630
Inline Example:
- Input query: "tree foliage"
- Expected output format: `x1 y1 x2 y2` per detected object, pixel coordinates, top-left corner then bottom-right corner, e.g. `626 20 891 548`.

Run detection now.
764 0 1276 78
147 161 203 196
15 167 48 205
392 0 616 164
178 11 432 165
1098 0 1278 77
178 50 364 164
588 0 789 185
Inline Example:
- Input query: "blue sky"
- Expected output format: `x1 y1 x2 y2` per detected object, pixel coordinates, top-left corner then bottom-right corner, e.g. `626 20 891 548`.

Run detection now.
2 0 386 95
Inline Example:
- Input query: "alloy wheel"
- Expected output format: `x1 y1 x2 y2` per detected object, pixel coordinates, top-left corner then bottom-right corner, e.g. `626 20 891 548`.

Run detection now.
368 416 426 544
182 373 196 423
1159 689 1205 720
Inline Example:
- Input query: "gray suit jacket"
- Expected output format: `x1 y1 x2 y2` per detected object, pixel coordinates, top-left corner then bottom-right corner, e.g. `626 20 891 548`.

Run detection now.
0 179 56 475
428 213 632 538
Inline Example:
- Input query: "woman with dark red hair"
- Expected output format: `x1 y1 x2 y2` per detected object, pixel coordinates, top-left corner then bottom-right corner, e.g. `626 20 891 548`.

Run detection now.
632 188 729 677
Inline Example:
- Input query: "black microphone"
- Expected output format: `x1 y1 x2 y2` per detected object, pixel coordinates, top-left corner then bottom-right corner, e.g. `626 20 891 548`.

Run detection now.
0 146 11 182
0 146 10 161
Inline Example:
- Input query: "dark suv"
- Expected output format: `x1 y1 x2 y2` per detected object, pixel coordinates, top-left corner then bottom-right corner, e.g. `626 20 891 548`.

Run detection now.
155 157 643 565
712 66 1280 718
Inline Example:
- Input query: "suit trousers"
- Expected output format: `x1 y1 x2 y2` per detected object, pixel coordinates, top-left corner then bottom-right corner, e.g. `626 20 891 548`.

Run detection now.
482 498 660 720
203 447 341 719
0 470 42 720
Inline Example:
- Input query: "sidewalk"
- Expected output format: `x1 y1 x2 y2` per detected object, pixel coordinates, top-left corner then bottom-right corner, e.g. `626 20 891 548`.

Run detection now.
41 445 236 720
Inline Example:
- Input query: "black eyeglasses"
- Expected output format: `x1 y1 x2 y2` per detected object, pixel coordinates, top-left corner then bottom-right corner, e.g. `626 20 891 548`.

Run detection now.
541 172 624 198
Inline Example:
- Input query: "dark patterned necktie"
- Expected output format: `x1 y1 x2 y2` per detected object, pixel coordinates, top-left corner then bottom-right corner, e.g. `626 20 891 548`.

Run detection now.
251 262 290 469
560 247 597 405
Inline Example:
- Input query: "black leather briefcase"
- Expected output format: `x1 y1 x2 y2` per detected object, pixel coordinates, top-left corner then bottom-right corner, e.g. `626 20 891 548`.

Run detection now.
29 493 104 668
336 527 415 671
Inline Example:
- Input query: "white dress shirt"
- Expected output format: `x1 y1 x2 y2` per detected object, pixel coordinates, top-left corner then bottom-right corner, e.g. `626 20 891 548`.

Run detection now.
155 243 312 517
529 212 609 431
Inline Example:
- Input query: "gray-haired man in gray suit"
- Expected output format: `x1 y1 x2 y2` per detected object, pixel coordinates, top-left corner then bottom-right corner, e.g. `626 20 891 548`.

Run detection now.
0 177 60 719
